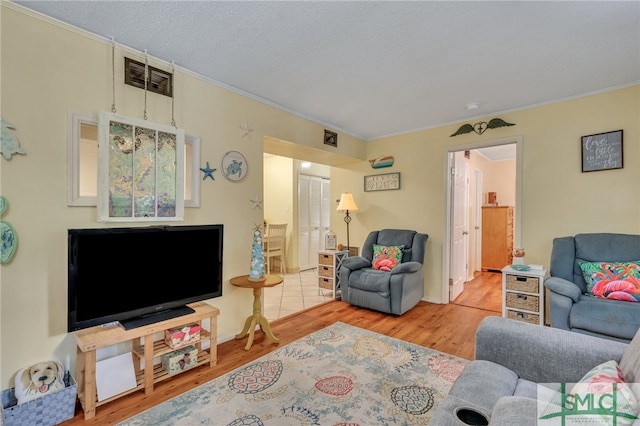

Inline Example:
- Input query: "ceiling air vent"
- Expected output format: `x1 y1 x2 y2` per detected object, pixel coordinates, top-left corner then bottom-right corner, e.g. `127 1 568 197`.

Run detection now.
124 57 173 97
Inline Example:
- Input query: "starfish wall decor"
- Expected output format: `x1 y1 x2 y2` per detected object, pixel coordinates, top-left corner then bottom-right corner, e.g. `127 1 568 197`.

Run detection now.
239 122 254 139
450 118 515 137
250 196 263 210
200 161 216 180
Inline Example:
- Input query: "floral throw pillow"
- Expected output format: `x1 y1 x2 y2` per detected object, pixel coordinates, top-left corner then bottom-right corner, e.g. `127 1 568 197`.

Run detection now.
568 360 639 425
577 260 640 302
372 244 404 272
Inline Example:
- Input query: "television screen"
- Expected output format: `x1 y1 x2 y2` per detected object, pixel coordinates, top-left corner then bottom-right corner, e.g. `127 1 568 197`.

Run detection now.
68 224 223 331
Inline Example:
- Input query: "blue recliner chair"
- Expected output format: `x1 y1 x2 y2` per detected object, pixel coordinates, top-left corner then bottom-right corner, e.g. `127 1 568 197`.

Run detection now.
544 233 640 342
340 229 428 315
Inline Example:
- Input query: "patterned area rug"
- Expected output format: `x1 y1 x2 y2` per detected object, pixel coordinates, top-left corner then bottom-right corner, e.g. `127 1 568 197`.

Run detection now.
117 322 467 425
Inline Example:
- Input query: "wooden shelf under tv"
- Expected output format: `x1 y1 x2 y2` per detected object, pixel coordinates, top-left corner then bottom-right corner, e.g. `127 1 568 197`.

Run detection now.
73 301 220 420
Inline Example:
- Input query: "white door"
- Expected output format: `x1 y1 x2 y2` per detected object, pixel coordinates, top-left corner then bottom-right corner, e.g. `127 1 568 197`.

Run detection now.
474 169 483 273
298 175 329 270
464 163 471 281
450 151 468 301
320 179 331 243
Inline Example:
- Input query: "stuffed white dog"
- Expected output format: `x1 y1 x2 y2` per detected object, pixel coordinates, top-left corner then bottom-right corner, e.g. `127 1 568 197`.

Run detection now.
14 360 66 404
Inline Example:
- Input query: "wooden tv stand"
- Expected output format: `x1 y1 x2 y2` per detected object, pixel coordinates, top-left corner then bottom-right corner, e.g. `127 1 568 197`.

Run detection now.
73 302 219 420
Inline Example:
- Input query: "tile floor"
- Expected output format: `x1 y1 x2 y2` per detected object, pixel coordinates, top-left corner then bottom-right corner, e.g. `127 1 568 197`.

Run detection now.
263 268 335 321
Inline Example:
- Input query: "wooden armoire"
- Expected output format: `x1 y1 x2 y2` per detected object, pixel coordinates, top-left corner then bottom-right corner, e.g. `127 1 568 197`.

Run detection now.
481 206 514 271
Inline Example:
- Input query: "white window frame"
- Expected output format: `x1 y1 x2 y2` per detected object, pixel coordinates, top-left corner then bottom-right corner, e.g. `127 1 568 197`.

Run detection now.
67 110 200 208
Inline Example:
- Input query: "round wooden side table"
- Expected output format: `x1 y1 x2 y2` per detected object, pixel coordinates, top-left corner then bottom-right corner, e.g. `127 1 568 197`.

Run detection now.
230 274 283 350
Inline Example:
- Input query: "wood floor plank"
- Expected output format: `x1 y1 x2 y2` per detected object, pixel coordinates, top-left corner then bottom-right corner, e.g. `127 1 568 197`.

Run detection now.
62 288 500 425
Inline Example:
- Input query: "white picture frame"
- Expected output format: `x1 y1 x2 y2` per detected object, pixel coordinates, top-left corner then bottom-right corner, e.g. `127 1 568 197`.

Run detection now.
97 111 184 221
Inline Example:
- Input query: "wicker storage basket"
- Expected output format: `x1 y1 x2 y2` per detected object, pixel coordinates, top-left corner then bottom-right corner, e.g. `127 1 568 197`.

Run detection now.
318 253 334 266
318 265 332 278
1 374 76 426
507 309 540 325
318 277 332 290
505 274 539 293
505 292 539 311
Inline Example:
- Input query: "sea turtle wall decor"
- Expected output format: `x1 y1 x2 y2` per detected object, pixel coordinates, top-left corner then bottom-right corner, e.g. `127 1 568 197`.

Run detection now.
0 196 18 264
0 118 27 160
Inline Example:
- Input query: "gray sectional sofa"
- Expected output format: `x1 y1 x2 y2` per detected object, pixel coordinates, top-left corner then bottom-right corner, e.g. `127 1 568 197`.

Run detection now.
430 316 640 425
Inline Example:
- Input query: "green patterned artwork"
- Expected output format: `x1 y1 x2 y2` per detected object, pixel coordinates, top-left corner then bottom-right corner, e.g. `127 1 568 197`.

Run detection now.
98 112 184 222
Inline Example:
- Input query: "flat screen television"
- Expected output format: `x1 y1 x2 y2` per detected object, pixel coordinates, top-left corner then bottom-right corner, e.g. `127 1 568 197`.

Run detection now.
68 224 223 331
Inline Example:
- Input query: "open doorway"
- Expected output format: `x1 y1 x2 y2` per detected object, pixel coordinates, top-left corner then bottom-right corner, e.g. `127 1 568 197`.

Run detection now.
263 154 334 320
444 136 522 310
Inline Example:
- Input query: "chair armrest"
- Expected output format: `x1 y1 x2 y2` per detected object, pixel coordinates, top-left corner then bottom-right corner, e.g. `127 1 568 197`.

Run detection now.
544 276 582 302
475 317 628 383
341 256 372 271
490 396 539 425
390 261 422 274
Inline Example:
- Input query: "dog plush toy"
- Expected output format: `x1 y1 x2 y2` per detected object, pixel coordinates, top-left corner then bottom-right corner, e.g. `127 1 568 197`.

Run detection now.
14 360 66 404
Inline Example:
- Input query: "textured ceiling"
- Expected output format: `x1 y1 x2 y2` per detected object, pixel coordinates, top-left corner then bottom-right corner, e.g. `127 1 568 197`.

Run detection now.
12 1 640 141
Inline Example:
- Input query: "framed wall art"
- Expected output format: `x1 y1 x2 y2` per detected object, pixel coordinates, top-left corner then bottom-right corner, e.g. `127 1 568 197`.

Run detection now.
97 111 185 221
221 151 248 182
364 172 401 192
324 129 337 147
581 129 623 172
67 110 200 208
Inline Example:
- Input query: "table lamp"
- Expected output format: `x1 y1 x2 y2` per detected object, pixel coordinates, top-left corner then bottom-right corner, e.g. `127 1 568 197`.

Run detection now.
336 193 358 251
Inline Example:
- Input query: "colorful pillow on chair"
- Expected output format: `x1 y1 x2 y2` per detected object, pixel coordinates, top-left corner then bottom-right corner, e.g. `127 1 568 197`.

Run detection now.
577 260 640 302
372 244 404 272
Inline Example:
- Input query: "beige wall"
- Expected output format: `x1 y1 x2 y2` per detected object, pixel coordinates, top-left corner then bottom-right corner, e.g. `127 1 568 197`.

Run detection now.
481 159 516 207
263 155 294 269
2 4 639 387
334 85 639 303
0 5 365 385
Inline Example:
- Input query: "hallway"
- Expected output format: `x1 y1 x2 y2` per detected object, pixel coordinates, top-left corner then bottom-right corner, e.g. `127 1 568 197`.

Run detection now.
263 269 334 321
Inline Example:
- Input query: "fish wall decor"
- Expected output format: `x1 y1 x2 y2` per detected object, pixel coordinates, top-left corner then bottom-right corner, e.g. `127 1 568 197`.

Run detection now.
369 155 394 169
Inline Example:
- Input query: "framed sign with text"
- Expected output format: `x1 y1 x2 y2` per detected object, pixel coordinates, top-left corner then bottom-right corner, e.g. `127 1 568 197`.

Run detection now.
364 172 401 192
581 129 623 172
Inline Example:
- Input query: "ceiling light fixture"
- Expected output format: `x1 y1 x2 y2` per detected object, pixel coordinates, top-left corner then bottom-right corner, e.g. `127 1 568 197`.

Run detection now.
466 102 480 110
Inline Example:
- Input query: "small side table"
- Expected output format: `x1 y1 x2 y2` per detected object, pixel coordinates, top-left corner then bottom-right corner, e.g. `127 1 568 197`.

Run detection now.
317 250 348 299
501 265 547 326
230 274 283 350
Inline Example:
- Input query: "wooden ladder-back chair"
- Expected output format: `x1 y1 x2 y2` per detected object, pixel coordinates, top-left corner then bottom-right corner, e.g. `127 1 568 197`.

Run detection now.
265 223 287 273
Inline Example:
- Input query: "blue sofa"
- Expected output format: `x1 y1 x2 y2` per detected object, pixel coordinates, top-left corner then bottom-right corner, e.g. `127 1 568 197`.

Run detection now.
340 229 428 315
544 233 640 342
430 316 640 425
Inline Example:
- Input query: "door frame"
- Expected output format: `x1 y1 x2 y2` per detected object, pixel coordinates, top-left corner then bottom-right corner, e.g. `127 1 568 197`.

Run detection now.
442 135 523 304
449 151 469 301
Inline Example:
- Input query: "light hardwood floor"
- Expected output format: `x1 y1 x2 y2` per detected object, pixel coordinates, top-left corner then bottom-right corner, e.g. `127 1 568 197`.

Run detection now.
452 271 503 312
63 274 501 425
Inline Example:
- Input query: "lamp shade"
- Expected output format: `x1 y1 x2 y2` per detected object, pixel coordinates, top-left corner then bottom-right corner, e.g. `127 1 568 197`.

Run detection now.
337 193 358 211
